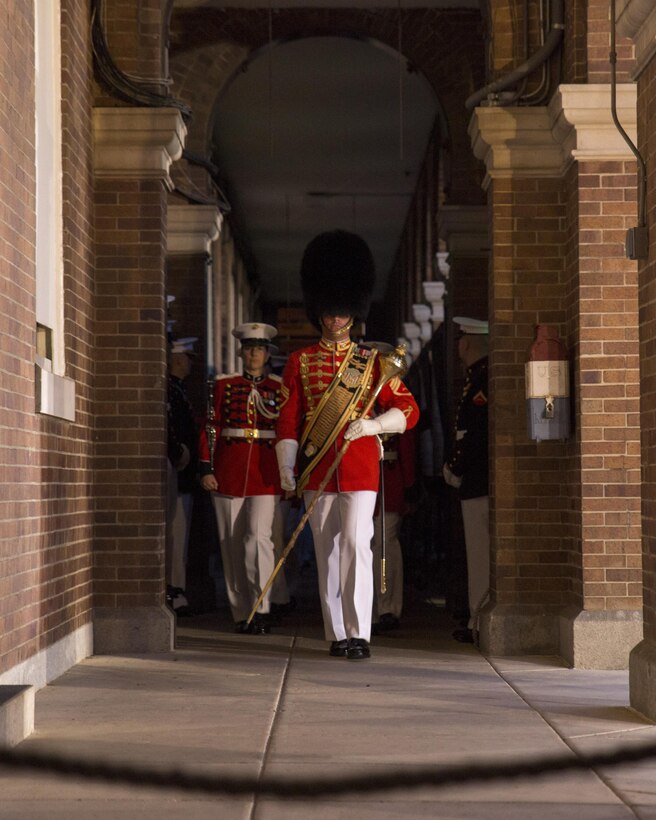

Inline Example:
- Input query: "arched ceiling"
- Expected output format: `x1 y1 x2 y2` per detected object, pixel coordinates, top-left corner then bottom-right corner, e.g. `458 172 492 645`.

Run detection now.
211 36 438 304
170 2 485 308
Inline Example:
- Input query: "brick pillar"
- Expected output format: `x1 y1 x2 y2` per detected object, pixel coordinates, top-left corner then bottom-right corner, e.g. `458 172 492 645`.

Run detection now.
92 107 186 653
551 85 642 667
469 93 642 666
618 0 656 718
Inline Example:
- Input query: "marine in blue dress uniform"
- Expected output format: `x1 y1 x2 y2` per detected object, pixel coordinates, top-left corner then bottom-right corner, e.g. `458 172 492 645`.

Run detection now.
443 317 489 643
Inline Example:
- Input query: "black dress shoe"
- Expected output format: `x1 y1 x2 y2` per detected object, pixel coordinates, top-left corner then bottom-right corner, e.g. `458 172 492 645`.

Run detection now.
452 627 474 644
166 586 189 611
271 596 296 615
346 638 371 660
329 639 348 657
252 614 272 634
173 604 194 618
378 613 400 631
234 620 253 634
270 596 297 625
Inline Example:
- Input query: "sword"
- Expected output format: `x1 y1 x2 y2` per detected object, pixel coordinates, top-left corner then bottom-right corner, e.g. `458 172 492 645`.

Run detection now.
246 343 408 626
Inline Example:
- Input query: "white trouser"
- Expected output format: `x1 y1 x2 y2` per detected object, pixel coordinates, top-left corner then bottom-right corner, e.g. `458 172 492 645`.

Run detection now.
166 459 193 593
211 494 278 622
371 511 403 620
165 459 178 585
170 493 193 591
461 496 490 630
305 490 376 642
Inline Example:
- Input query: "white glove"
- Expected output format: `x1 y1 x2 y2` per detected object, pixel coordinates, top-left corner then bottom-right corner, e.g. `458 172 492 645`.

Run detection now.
275 439 299 492
443 463 463 489
345 407 407 441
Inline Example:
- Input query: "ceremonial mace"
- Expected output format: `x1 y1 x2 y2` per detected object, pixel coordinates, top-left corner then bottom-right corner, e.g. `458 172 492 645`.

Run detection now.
246 343 408 626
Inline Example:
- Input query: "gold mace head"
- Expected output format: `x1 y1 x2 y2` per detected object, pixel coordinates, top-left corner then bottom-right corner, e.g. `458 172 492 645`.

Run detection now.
378 343 408 383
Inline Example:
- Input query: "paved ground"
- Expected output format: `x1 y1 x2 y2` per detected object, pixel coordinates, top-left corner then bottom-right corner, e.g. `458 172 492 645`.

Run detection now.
1 573 656 819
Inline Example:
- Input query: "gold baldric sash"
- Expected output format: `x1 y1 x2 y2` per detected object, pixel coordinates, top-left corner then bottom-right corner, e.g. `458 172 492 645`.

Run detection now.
296 343 378 495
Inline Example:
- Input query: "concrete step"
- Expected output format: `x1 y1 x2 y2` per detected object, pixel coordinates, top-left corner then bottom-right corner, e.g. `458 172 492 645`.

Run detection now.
0 685 34 747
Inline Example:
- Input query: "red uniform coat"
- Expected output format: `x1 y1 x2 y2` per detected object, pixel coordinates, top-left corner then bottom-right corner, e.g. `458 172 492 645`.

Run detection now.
276 340 420 493
199 373 282 497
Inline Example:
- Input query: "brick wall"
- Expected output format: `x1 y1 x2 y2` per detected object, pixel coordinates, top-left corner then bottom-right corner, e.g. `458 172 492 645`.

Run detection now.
103 0 166 88
91 0 185 620
44 0 96 644
0 0 95 675
571 159 642 612
637 56 656 641
94 178 168 609
487 159 641 621
586 0 634 84
487 0 634 88
489 176 572 611
563 0 590 83
0 0 39 672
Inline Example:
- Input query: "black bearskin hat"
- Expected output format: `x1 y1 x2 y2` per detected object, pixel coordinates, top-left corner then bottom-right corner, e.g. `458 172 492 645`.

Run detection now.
300 230 376 331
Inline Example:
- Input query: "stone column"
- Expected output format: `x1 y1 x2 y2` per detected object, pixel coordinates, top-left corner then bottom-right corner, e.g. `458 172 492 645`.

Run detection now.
469 93 642 667
437 204 489 322
212 243 224 375
92 107 186 653
222 237 237 372
167 204 222 409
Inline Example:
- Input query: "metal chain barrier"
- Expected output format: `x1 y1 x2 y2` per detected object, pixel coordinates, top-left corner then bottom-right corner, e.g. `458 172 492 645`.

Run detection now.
1 740 656 797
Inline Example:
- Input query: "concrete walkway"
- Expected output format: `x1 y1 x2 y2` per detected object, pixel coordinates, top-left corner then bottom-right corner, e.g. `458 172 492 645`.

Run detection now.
1 586 656 819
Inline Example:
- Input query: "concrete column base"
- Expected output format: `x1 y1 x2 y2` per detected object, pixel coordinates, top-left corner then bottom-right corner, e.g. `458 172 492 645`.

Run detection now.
93 606 174 654
559 607 642 669
0 685 34 746
478 603 559 655
630 638 656 720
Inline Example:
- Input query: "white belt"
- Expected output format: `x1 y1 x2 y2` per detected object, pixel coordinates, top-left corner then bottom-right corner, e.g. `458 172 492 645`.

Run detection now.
221 428 275 440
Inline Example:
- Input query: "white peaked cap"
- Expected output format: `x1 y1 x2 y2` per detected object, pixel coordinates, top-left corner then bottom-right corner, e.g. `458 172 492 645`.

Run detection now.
170 336 198 355
231 322 278 345
453 316 489 335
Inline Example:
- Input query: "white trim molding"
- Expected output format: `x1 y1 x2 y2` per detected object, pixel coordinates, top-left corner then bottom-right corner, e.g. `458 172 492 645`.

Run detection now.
549 84 638 163
469 106 563 187
35 361 76 421
437 205 488 257
167 204 222 254
469 84 638 186
93 107 187 189
0 623 93 689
